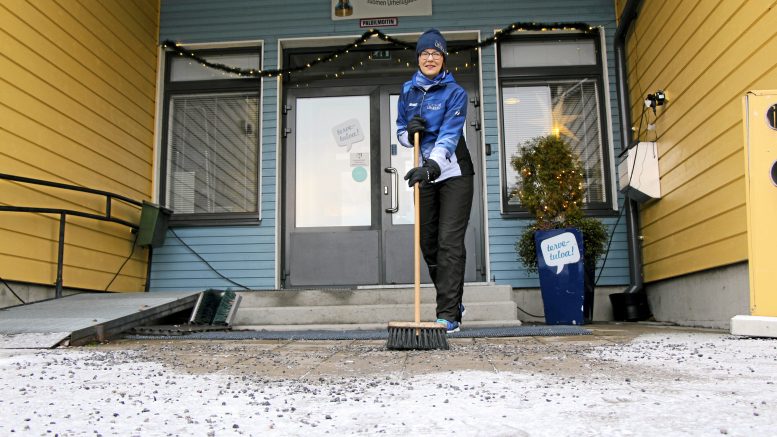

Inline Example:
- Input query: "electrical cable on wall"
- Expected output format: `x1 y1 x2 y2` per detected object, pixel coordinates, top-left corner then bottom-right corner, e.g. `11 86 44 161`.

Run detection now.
104 233 140 291
650 106 660 142
595 207 625 286
594 105 651 286
595 8 653 289
516 303 544 318
169 228 251 290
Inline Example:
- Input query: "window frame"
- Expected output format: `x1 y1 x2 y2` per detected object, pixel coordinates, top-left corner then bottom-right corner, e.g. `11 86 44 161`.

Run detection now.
159 46 262 226
497 33 614 217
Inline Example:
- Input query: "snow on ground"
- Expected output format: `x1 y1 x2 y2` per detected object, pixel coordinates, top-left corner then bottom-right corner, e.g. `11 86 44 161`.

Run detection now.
0 331 775 436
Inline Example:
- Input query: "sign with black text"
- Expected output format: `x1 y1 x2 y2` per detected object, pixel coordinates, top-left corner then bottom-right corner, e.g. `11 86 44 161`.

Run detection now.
359 17 398 28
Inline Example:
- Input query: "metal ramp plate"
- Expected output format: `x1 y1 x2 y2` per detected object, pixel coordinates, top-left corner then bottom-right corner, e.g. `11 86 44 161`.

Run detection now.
0 291 201 348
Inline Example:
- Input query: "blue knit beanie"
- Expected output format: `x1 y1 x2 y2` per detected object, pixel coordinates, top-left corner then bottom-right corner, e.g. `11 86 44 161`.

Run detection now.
416 29 447 59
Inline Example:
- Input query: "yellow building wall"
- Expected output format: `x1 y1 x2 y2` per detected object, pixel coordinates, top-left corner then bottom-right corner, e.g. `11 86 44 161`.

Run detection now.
0 0 159 291
625 0 777 282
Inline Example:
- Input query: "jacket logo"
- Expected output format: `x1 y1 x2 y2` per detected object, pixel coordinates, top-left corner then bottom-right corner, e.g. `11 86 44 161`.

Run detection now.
409 103 418 107
426 103 442 111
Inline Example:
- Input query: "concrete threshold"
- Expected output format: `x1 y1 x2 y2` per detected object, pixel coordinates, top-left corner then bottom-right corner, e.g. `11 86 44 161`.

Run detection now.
234 319 523 332
730 315 777 338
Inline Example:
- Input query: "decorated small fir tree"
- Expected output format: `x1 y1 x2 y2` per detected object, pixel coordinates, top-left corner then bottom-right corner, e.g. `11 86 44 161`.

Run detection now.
511 135 608 273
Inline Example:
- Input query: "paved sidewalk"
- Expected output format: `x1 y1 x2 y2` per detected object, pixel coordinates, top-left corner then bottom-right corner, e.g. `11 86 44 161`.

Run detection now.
1 323 775 436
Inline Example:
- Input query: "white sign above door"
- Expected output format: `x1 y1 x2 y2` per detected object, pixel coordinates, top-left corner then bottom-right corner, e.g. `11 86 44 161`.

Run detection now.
331 0 432 21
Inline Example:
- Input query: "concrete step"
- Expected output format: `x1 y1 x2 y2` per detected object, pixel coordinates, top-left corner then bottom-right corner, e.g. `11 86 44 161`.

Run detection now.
232 301 517 326
233 320 524 331
236 283 512 308
232 283 518 326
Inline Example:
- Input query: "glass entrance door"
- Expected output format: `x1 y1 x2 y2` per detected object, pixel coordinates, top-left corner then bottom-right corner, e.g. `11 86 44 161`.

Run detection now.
284 84 483 287
381 92 481 285
284 87 380 287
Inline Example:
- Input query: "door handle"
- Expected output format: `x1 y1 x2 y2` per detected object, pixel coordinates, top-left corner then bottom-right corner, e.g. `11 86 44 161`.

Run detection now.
384 167 399 213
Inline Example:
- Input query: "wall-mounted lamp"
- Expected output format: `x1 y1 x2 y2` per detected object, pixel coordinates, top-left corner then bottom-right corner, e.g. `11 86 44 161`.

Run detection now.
644 90 666 114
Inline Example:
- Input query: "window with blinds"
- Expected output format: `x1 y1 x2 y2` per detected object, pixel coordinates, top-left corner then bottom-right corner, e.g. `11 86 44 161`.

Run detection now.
167 93 259 214
161 47 261 224
498 35 612 214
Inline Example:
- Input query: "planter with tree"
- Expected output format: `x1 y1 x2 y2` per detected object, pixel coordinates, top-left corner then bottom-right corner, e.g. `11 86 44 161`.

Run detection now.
511 135 608 324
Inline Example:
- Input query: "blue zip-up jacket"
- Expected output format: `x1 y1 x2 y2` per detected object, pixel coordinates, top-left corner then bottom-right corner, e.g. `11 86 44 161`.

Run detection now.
397 70 474 182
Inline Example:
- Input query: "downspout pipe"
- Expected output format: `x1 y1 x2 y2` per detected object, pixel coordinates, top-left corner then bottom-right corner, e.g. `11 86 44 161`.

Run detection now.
611 0 652 322
615 0 641 152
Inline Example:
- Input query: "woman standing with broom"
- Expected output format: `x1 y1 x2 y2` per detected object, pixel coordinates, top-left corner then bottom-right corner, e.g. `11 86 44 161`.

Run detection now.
396 29 475 333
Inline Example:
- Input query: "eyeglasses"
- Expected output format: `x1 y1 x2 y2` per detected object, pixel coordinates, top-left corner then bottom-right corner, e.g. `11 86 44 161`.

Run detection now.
418 51 443 60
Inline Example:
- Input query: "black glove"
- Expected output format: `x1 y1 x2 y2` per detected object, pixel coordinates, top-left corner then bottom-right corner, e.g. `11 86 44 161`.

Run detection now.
404 159 441 187
406 115 426 140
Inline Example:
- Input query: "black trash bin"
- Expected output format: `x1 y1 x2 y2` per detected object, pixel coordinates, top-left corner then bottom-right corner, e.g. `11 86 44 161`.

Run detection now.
609 291 651 321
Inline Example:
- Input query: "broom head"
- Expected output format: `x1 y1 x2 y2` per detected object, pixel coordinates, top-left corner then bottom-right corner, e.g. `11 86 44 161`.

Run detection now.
386 321 449 350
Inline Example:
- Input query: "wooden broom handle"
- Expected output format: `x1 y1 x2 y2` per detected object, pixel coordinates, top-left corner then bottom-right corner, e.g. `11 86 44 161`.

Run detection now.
414 132 421 325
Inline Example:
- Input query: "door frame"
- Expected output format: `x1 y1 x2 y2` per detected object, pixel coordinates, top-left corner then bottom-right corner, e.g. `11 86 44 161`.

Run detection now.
279 47 486 288
282 86 383 287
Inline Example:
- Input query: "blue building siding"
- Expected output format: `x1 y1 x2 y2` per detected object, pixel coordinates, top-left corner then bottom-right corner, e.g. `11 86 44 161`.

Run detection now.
153 0 628 291
485 26 628 288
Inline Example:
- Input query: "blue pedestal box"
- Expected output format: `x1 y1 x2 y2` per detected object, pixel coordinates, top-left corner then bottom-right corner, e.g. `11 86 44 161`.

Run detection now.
535 228 586 325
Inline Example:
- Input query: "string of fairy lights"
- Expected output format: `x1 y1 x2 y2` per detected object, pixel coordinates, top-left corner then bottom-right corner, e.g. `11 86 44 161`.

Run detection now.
161 21 597 80
289 44 478 87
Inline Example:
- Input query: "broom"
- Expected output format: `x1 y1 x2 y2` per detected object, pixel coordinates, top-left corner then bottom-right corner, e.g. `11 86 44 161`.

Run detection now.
386 131 449 350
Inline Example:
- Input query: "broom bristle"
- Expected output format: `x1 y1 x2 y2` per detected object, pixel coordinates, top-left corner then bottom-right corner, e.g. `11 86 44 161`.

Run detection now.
386 322 449 350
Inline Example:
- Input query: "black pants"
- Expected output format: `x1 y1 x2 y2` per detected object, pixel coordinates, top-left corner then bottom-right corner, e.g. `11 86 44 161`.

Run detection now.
419 174 474 323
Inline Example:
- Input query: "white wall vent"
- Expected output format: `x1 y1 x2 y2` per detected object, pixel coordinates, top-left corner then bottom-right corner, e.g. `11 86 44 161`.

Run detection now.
618 141 661 202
